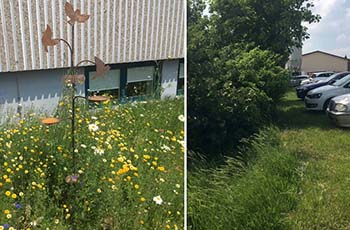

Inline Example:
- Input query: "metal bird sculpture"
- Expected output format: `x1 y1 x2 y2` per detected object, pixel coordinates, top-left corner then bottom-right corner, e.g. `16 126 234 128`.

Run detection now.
42 25 60 52
93 57 111 79
65 2 90 25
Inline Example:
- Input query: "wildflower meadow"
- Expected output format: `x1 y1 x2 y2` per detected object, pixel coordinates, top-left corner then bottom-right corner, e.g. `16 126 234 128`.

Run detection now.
0 97 184 230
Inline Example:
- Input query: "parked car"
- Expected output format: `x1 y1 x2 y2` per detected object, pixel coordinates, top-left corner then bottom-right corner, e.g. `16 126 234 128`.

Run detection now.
327 94 350 127
296 72 350 99
290 75 309 87
304 74 350 111
300 71 334 86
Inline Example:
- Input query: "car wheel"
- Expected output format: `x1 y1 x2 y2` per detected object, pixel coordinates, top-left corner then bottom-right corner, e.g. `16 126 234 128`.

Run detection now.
323 98 331 111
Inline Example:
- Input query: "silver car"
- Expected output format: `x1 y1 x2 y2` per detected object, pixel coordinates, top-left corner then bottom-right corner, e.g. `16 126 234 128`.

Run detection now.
290 75 309 87
327 94 350 127
305 74 350 111
300 72 334 86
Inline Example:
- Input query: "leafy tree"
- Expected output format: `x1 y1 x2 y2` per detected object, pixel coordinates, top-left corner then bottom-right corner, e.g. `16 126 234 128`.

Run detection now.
187 0 319 156
210 0 320 63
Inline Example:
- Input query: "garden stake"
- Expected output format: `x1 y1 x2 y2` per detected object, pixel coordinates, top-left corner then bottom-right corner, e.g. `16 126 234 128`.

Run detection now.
40 2 110 229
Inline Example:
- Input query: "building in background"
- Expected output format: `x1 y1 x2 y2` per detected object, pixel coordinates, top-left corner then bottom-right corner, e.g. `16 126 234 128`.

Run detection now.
302 50 350 74
286 46 302 74
0 0 185 119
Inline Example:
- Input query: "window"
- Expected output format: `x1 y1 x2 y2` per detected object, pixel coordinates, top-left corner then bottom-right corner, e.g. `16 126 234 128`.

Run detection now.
88 69 121 99
177 63 184 95
126 66 155 99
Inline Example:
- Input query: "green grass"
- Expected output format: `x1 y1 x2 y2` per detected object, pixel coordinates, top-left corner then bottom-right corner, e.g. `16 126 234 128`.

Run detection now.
0 98 184 230
188 128 302 230
188 90 350 229
278 91 350 229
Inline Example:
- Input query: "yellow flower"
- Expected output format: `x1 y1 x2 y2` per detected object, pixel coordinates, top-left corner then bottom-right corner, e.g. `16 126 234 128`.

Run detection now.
157 166 165 172
117 156 124 163
140 197 146 202
134 184 140 189
4 209 10 214
117 165 130 175
5 190 11 196
6 213 12 219
97 188 102 193
11 193 17 199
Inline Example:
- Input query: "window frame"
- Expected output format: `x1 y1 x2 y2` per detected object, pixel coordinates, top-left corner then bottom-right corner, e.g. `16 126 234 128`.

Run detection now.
85 61 157 103
125 65 156 101
177 59 185 95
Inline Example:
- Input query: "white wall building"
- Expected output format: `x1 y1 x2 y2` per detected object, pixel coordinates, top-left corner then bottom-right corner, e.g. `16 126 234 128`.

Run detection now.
286 46 302 73
0 0 185 122
302 50 350 74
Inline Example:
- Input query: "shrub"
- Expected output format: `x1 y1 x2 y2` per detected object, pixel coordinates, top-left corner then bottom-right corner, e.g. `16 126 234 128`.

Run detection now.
188 46 289 156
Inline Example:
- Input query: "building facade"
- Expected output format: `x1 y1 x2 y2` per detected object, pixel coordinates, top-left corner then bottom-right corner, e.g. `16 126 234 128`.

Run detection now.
286 46 302 74
0 0 185 120
302 51 350 74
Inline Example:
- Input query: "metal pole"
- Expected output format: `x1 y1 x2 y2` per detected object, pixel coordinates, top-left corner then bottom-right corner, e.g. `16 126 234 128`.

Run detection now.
72 96 76 173
70 23 76 230
71 24 74 69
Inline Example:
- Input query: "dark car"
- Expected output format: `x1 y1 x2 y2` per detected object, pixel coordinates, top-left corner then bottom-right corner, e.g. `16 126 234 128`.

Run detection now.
296 72 350 99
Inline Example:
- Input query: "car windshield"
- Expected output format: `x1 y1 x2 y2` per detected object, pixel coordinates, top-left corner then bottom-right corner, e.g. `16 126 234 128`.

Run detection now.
315 73 332 78
331 74 350 86
322 73 344 82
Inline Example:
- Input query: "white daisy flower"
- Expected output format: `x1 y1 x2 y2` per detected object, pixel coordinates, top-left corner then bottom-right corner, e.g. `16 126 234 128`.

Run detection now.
178 115 185 122
153 195 163 205
88 123 99 132
94 147 105 156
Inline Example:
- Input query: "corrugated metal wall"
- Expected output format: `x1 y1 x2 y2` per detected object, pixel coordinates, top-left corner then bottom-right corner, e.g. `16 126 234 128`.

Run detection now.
0 0 185 72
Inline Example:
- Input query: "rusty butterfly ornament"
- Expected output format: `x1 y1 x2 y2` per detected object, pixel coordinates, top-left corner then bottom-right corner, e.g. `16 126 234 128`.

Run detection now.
65 2 90 25
93 57 111 79
42 25 60 52
42 2 109 84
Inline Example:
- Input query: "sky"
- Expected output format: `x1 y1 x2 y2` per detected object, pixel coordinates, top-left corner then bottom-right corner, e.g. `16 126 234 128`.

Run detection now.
303 0 350 57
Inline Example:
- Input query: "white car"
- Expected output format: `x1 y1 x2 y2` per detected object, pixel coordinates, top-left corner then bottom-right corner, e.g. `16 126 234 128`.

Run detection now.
327 94 350 127
305 73 350 110
300 72 334 86
290 75 309 87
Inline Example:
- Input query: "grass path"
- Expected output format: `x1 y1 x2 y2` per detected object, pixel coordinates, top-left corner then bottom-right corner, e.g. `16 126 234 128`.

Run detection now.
277 91 350 229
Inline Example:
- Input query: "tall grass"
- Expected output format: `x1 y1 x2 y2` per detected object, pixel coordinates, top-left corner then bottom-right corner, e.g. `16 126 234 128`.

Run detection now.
0 98 184 229
188 128 302 230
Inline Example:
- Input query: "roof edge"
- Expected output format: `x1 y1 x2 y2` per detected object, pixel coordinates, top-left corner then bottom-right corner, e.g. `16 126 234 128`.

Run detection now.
302 50 349 61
